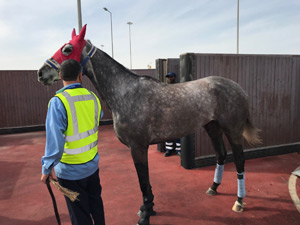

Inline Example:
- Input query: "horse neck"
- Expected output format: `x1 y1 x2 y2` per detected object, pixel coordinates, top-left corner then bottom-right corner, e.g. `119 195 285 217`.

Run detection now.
84 43 139 111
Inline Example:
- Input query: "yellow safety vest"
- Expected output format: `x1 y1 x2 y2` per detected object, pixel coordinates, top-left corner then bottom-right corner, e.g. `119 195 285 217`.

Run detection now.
55 88 101 164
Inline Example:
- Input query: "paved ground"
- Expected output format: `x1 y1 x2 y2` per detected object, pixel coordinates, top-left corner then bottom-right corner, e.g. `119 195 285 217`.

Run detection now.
0 125 300 225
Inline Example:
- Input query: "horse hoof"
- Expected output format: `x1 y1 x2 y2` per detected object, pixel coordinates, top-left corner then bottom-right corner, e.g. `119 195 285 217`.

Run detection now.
137 220 149 225
137 222 149 225
137 212 150 225
206 187 217 196
232 200 245 212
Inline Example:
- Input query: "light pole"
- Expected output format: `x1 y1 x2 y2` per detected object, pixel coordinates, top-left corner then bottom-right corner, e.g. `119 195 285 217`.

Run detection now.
237 0 239 54
77 0 83 31
127 22 133 69
103 7 114 58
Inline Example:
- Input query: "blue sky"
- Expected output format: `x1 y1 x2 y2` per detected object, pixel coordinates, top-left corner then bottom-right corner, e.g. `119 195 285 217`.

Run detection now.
0 0 300 70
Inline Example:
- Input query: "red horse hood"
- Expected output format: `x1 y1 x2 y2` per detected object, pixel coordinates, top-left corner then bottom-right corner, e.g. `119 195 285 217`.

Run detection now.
51 24 87 64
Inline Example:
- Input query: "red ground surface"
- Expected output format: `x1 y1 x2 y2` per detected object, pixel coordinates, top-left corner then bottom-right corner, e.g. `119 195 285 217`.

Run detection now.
0 125 299 225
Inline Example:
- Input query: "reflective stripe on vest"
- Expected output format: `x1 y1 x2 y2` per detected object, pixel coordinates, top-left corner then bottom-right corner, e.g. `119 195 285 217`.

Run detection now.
61 91 99 144
55 88 101 164
65 139 98 155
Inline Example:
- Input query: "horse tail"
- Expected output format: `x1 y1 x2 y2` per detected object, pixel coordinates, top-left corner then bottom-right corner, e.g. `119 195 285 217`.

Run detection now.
243 118 262 146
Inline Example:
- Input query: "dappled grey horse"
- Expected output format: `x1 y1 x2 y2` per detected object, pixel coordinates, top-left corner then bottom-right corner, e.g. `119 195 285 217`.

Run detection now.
38 25 261 225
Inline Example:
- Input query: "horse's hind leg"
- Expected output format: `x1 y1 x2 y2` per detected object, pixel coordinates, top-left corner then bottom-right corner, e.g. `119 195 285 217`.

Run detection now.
130 144 156 225
225 132 246 212
204 120 227 196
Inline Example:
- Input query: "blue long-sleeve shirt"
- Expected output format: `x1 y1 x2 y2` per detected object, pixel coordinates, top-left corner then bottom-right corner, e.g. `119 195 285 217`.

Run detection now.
41 83 103 180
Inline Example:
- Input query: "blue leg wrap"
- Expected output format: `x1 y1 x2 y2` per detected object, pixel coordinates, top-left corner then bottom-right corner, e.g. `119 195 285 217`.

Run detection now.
213 164 224 184
237 172 246 198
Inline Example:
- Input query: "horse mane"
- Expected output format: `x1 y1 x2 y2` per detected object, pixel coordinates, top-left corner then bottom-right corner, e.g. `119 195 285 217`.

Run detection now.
86 40 161 84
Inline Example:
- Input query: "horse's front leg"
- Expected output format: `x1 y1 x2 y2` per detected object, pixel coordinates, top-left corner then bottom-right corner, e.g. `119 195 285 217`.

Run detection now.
130 144 156 225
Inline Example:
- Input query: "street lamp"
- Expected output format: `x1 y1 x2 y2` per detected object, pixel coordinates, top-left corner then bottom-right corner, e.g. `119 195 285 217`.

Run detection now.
103 7 114 58
237 0 239 54
77 0 83 31
127 22 133 69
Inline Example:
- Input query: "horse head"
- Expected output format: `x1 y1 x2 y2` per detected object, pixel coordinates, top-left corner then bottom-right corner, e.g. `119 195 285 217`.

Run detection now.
37 24 89 85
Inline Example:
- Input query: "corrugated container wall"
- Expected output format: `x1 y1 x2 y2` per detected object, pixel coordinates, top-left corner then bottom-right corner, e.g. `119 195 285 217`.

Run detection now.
0 69 156 129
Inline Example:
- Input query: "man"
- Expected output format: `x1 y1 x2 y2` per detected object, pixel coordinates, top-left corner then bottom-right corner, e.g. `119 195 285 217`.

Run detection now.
41 59 105 225
164 72 181 157
165 71 177 84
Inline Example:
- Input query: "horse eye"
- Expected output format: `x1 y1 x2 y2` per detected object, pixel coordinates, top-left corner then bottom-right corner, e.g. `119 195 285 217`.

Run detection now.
61 44 73 56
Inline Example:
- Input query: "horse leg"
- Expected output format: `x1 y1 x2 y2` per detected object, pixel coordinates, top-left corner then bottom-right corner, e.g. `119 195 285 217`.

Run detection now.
130 145 156 225
225 133 246 212
204 121 227 196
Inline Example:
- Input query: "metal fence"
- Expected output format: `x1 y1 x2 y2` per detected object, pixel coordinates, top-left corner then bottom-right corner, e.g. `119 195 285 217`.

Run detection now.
0 69 156 132
157 53 300 168
1 54 299 168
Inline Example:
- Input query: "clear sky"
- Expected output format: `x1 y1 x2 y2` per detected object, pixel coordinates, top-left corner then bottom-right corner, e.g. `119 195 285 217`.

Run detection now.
0 0 299 70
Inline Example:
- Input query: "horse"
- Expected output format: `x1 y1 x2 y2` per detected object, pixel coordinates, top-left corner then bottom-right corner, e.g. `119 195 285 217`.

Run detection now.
37 25 261 225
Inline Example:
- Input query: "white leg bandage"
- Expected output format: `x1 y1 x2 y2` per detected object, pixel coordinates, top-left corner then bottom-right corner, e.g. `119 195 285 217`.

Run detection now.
237 172 246 198
213 164 224 184
175 142 181 151
165 142 174 151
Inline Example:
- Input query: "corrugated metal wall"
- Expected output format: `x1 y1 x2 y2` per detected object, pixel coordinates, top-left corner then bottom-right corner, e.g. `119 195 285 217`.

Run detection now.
0 69 156 129
0 70 112 129
155 58 180 83
1 70 56 128
157 54 300 167
1 55 299 166
189 54 300 159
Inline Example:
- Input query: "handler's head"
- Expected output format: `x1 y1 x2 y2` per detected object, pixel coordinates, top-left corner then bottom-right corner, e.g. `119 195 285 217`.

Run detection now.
166 72 176 84
60 59 82 81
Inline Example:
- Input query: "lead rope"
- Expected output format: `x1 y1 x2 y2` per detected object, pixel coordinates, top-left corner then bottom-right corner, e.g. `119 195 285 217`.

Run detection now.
46 177 61 225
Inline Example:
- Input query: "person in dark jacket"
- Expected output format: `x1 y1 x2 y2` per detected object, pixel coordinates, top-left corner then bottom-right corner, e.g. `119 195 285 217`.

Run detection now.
164 72 181 157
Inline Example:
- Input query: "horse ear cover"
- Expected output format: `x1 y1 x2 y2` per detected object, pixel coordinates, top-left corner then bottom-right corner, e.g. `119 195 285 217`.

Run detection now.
78 25 86 41
72 28 76 38
51 24 87 64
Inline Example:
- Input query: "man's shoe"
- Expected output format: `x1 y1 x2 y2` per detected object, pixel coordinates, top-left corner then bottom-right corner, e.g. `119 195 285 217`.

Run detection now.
164 151 172 157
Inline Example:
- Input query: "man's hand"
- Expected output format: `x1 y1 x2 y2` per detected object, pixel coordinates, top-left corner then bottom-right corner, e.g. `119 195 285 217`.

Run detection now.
41 169 57 184
41 173 49 184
